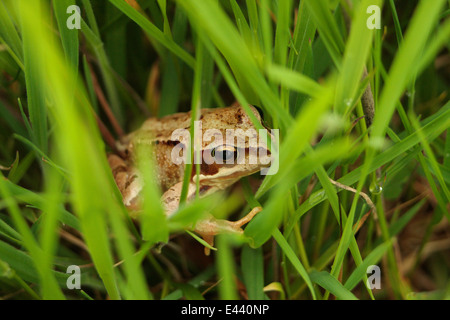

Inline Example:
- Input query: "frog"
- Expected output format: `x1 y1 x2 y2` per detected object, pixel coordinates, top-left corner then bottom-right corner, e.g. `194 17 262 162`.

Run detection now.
107 105 270 254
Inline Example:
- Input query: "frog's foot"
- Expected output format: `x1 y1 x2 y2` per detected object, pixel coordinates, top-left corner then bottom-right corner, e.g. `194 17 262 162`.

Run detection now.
195 206 262 255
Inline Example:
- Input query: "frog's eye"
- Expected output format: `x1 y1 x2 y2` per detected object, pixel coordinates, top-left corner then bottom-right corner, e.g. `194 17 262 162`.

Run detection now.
211 145 238 163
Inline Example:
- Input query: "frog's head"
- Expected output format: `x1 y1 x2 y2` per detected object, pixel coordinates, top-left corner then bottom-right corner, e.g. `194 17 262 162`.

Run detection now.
193 105 273 190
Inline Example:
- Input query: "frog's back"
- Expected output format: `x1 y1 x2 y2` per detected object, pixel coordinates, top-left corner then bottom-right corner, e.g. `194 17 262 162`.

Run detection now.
138 111 192 141
137 105 261 139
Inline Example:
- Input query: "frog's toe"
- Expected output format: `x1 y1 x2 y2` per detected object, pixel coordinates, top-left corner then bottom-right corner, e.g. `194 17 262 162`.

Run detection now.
229 206 262 229
200 234 214 256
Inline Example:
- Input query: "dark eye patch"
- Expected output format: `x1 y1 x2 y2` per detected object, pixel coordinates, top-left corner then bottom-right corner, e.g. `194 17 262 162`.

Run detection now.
211 145 238 163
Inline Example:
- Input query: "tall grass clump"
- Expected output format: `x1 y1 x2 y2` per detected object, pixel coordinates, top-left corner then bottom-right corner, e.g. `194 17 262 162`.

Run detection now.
0 0 449 300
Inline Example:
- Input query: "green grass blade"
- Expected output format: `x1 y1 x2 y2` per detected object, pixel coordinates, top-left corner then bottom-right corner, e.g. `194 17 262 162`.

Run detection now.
310 270 358 300
288 1 316 73
258 0 273 64
272 229 316 299
19 2 48 155
0 2 23 63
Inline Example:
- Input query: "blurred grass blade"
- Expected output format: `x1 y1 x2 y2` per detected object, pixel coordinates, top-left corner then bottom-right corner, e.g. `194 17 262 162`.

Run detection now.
217 235 238 300
136 143 168 245
109 202 152 299
241 245 265 300
266 64 325 98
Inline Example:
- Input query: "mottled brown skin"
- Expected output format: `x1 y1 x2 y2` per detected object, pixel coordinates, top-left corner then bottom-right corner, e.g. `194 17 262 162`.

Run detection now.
108 105 267 254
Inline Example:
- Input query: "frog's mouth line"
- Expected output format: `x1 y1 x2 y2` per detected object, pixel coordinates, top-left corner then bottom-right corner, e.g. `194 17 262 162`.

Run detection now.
197 166 262 185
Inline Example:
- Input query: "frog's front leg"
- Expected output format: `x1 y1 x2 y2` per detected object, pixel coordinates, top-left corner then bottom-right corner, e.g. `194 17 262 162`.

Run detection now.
192 206 262 255
161 182 262 255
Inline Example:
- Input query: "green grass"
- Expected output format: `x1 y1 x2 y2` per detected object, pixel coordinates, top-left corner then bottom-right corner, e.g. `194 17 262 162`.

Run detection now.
0 0 449 300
